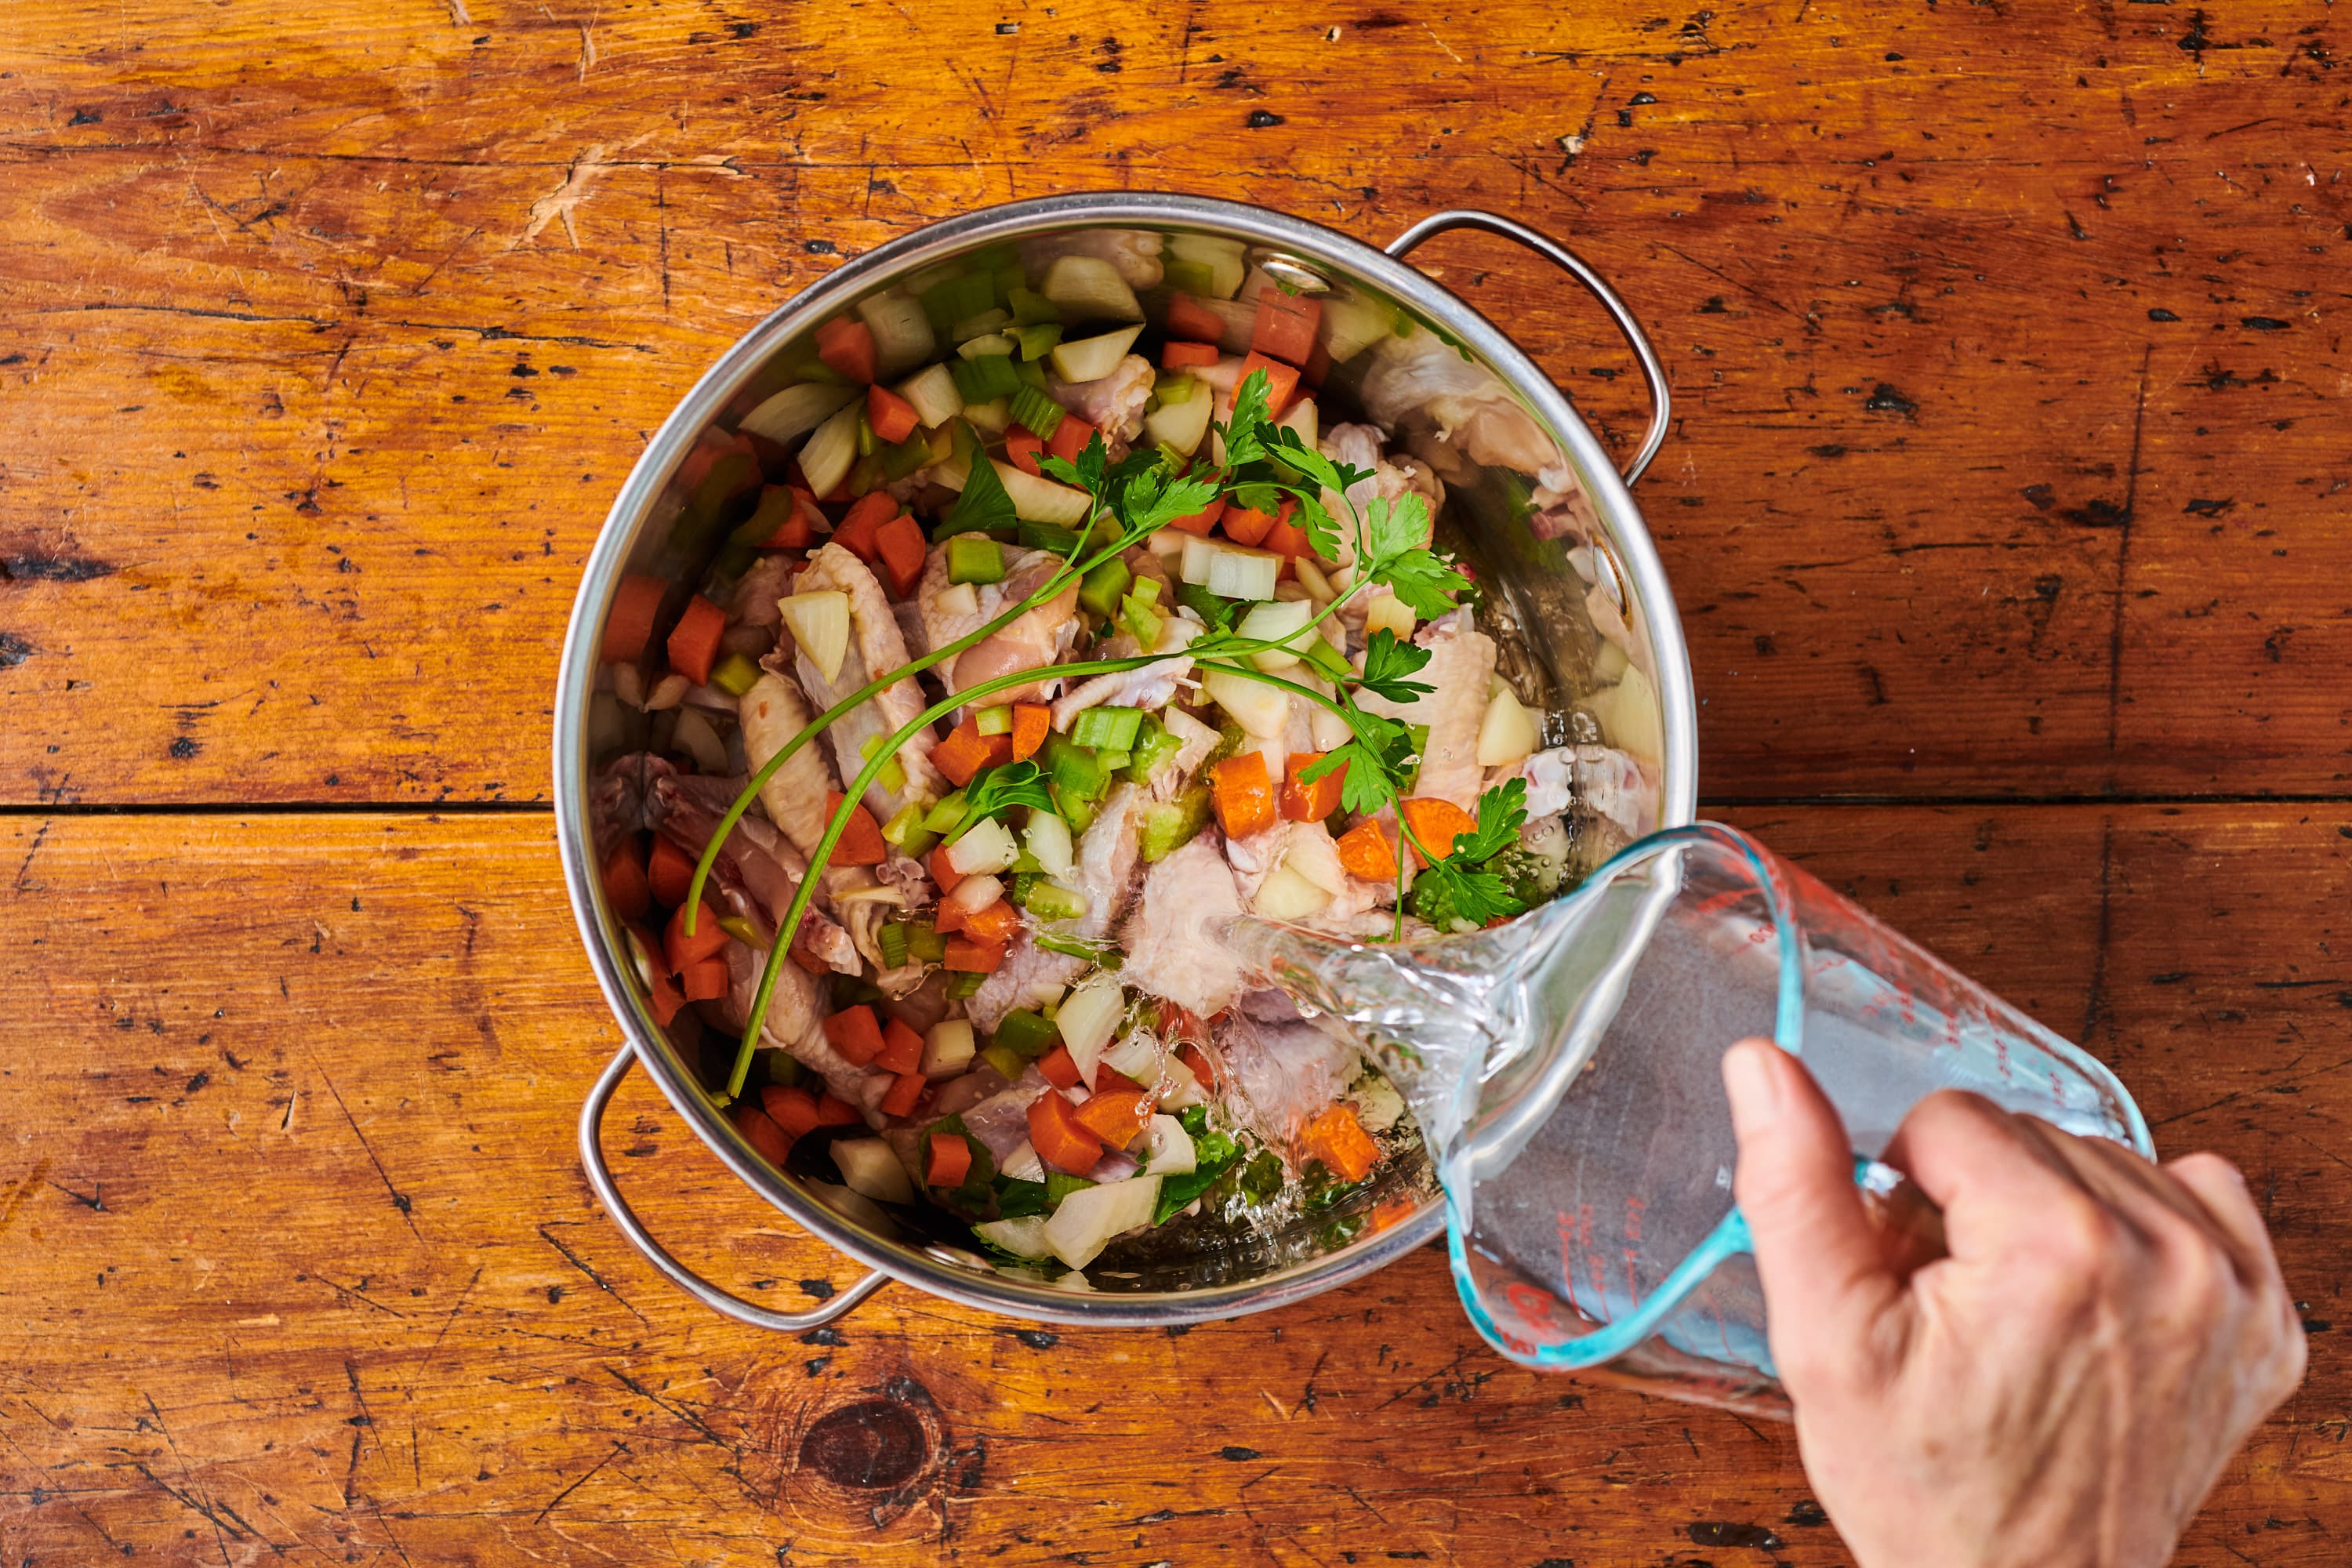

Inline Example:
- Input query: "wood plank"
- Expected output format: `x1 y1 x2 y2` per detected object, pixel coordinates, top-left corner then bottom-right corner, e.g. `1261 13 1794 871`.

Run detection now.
1 804 2344 1563
2 2 2347 804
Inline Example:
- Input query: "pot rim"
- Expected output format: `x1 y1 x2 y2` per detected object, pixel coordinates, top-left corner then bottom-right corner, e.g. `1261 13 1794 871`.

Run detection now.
553 191 1697 1326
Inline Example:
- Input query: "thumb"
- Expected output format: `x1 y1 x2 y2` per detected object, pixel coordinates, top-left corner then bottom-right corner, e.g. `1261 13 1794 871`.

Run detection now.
1722 1038 1901 1377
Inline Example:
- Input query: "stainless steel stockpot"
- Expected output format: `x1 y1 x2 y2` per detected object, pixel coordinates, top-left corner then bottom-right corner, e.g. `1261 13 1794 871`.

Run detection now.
553 193 1696 1334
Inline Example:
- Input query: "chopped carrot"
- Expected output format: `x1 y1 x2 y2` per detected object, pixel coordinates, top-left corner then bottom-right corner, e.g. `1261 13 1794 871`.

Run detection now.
1335 818 1404 882
815 316 877 383
1165 292 1229 345
1221 500 1277 547
1166 494 1227 537
929 842 963 895
1072 1088 1153 1149
665 900 728 971
1281 753 1345 822
1236 350 1300 415
1027 1091 1103 1175
1251 288 1322 367
646 966 686 1026
1004 427 1046 477
749 484 823 550
680 957 731 1003
926 1131 972 1187
822 1004 886 1066
1177 1041 1222 1093
762 1084 822 1137
1260 507 1312 559
820 791 888 866
1161 339 1221 370
875 1016 925 1075
874 512 927 598
665 594 728 688
1037 1043 1083 1090
1400 797 1479 863
601 573 668 666
731 1104 792 1167
1162 1004 1208 1047
647 836 697 909
932 897 965 935
942 936 1006 974
866 383 920 445
1211 751 1276 840
932 717 1011 788
1010 703 1052 764
1046 415 1099 465
1302 1102 1380 1182
960 898 1023 947
788 933 829 975
1094 1065 1143 1094
879 1070 927 1119
601 838 651 921
813 1092 864 1127
832 489 896 563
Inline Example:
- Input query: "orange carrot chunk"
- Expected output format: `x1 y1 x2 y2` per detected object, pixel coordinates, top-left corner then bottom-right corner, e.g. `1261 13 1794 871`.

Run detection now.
1004 427 1046 477
680 957 731 1003
1399 797 1479 864
932 718 1011 788
866 383 920 445
666 901 728 971
731 1104 792 1167
822 1004 886 1066
762 1085 822 1137
874 512 927 599
1335 818 1403 883
601 838 652 921
831 488 896 563
1046 415 1099 465
1251 288 1322 368
1027 1091 1104 1176
959 898 1023 947
1161 339 1221 370
879 1070 927 1119
926 1131 973 1187
1071 1088 1153 1149
1220 500 1277 548
1280 753 1345 822
823 791 888 866
1165 494 1227 537
1211 751 1276 840
666 594 728 687
1235 350 1300 415
1302 1103 1381 1183
929 843 964 895
942 937 1006 974
1010 703 1053 764
875 1017 926 1075
815 316 877 384
601 574 669 666
813 1093 865 1127
646 836 697 909
1036 1043 1083 1091
1165 292 1229 345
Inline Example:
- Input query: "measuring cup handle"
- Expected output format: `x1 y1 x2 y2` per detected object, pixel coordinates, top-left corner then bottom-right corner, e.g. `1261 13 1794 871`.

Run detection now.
1384 209 1672 485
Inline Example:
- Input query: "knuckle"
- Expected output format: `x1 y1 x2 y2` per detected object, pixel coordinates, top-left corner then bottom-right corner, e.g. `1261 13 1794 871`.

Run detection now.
2038 1192 2127 1273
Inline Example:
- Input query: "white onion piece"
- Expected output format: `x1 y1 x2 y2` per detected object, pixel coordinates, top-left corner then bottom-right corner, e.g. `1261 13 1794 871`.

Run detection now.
797 399 862 499
856 290 935 376
1363 593 1417 644
1024 810 1075 880
739 381 858 448
1142 1115 1196 1175
1039 255 1144 324
1041 1175 1161 1270
946 873 1005 915
973 1216 1052 1258
1236 598 1315 672
922 1020 976 1077
1476 684 1541 768
1199 667 1290 738
670 706 728 773
895 362 963 428
830 1138 915 1205
1054 976 1126 1085
778 590 850 684
946 817 1019 877
1167 234 1246 298
1048 325 1143 383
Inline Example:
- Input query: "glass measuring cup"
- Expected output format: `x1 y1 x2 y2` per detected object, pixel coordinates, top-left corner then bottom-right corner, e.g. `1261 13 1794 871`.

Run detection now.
1223 822 2152 1416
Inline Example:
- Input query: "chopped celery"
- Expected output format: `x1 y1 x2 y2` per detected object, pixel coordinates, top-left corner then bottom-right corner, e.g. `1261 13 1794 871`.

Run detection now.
1405 722 1432 790
731 487 798 546
1119 592 1163 650
845 452 885 496
1017 520 1082 555
762 1048 804 1087
978 1042 1029 1081
920 271 997 335
716 913 764 947
1009 846 1045 875
949 354 1021 404
1042 734 1108 801
1069 705 1144 752
1155 440 1192 471
877 921 911 968
1094 748 1131 772
1138 786 1213 862
855 410 879 459
946 535 1006 585
1036 934 1123 967
994 1009 1060 1057
1011 876 1088 923
859 734 908 795
1050 782 1098 837
1044 1171 1095 1207
975 705 1013 737
1016 322 1063 362
946 970 988 1000
924 789 971 834
1014 356 1049 393
881 432 932 480
951 307 1012 343
1300 637 1352 682
709 652 763 698
881 802 938 858
1076 557 1131 619
711 539 757 584
908 923 949 964
1155 374 1196 405
1010 384 1065 441
1163 256 1217 298
959 332 1018 360
1007 286 1060 325
1123 717 1185 784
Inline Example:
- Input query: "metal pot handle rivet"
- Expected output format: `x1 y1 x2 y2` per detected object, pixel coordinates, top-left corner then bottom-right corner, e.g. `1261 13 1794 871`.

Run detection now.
578 1044 892 1331
1385 209 1673 485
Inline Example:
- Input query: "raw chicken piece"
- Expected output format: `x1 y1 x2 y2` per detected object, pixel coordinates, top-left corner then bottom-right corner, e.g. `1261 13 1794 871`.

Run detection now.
718 938 827 1074
731 554 792 628
793 543 946 822
1359 330 1562 481
590 751 673 855
1225 819 1382 924
1317 423 1444 571
960 1069 1052 1161
649 772 860 975
1217 991 1362 1152
1530 462 1602 547
1048 354 1155 445
929 1063 1012 1120
1066 782 1148 939
1020 229 1165 289
964 935 1085 1035
1508 745 1653 840
1357 610 1497 814
736 670 838 859
1119 835 1247 1018
918 539 1079 706
1154 707 1221 795
1053 616 1201 731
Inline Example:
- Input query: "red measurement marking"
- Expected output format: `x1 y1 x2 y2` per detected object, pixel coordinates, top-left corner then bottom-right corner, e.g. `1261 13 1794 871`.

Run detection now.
1691 888 1753 919
1624 1196 1646 1244
1558 1207 1593 1317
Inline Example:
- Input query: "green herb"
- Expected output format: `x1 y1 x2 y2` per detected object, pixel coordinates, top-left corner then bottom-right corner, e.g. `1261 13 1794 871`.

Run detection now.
1034 933 1122 967
1152 1127 1242 1223
994 1175 1051 1218
1177 580 1239 630
960 760 1056 827
1044 1171 1096 1207
942 422 1015 536
1237 1150 1285 1206
1408 779 1533 928
1356 629 1436 705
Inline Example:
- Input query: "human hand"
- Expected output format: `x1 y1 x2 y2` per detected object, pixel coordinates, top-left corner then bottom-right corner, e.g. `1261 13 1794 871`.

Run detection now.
1722 1038 2305 1568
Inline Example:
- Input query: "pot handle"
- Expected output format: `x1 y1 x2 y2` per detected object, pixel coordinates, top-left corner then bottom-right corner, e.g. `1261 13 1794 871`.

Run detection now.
579 1043 891 1331
1385 210 1671 485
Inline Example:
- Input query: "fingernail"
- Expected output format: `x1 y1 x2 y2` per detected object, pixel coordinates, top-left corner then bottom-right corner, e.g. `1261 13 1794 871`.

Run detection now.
1722 1039 1784 1127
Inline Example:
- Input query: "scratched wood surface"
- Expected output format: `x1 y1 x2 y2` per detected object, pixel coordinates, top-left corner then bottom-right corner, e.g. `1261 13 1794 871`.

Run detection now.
0 806 2346 1567
3 0 2350 1563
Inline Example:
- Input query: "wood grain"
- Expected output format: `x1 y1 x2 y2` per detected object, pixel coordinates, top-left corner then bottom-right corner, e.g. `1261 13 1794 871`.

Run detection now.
1 1 2346 805
2 804 2345 1565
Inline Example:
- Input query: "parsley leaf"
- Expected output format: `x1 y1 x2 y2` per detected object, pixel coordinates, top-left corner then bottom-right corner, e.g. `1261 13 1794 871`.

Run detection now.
1118 464 1222 539
942 420 1015 536
1356 629 1435 705
1453 777 1531 865
960 760 1056 825
1292 488 1345 564
1218 370 1276 469
1036 429 1110 497
1301 706 1418 818
1410 859 1526 928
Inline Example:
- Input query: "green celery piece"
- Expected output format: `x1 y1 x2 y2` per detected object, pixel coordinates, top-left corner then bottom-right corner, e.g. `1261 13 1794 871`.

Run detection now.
1155 374 1196 405
1014 357 1048 393
715 913 763 947
1050 782 1098 837
858 734 907 796
845 452 885 496
1044 1171 1095 1207
1018 879 1087 923
907 923 949 964
946 970 987 1000
951 307 1012 343
1016 322 1063 362
1009 847 1045 875
881 433 931 481
1120 594 1163 650
1094 747 1131 772
949 354 1022 404
977 1042 1028 1081
763 1049 804 1087
946 535 1006 585
1299 637 1352 682
1405 723 1432 789
1016 520 1081 555
920 272 995 335
731 485 797 546
710 539 757 584
923 790 970 835
1076 557 1131 620
992 262 1027 307
1163 257 1216 298
855 410 879 459
880 802 938 858
877 921 910 968
1069 705 1143 752
1010 383 1065 440
974 704 1013 736
993 1009 1059 1058
1137 786 1212 862
1007 286 1059 326
1122 717 1182 784
1041 733 1108 801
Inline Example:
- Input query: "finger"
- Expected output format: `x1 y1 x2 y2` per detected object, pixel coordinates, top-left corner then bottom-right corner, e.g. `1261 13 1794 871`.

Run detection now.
1722 1039 1902 1362
1878 1091 2105 1257
2163 1150 2288 1290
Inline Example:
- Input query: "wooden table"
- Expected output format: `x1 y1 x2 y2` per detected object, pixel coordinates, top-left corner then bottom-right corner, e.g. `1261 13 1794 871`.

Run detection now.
3 2 2345 1561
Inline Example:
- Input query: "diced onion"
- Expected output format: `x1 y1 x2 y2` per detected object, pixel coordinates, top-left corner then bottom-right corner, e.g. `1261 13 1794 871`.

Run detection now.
1308 702 1352 751
973 1216 1053 1258
1476 683 1541 767
779 590 851 683
1282 829 1349 897
1277 395 1317 449
1024 811 1075 880
1049 325 1144 384
957 332 1017 360
670 706 728 773
1594 662 1664 768
935 581 979 619
1318 289 1396 364
1156 1053 1206 1111
995 461 1092 527
946 817 1020 877
830 1137 915 1205
1054 975 1126 1085
739 381 858 448
1594 639 1630 684
1100 1027 1161 1084
895 363 963 428
1364 593 1417 644
856 290 935 376
1041 1175 1161 1270
797 399 862 499
1166 234 1247 299
1039 255 1144 323
922 1020 976 1077
1143 385 1213 456
1254 864 1333 921
999 1140 1046 1183
1291 554 1335 604
1199 667 1290 739
962 396 1011 435
804 1180 898 1236
947 877 1006 921
1141 1114 1196 1175
1236 598 1315 672
1348 1073 1407 1133
644 672 689 711
1206 545 1280 603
